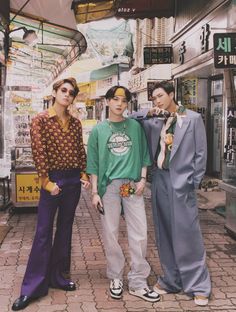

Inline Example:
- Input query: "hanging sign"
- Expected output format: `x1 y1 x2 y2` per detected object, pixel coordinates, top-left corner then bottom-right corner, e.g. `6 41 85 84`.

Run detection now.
213 33 236 68
144 46 172 65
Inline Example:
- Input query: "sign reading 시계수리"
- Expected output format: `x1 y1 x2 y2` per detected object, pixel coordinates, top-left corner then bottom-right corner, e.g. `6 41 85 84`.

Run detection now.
213 33 236 68
16 173 40 202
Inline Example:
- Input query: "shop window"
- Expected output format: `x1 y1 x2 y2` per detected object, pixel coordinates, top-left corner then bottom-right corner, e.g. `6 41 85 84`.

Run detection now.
211 79 223 96
98 78 113 89
86 106 93 120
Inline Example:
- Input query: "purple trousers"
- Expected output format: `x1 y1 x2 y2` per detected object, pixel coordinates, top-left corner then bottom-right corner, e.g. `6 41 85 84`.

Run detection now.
20 169 81 298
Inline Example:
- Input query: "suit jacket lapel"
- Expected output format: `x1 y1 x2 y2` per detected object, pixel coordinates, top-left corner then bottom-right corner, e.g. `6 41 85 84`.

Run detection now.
170 118 190 161
150 119 164 160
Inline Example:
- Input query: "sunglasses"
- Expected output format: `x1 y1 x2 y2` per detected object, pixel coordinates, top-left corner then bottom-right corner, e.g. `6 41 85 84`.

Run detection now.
60 87 76 97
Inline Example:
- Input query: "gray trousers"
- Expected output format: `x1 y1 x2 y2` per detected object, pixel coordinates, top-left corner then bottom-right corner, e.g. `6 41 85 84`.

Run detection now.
101 179 151 290
151 169 211 297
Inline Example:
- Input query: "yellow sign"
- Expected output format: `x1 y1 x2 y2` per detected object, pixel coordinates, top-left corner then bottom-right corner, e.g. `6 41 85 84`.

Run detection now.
16 173 40 202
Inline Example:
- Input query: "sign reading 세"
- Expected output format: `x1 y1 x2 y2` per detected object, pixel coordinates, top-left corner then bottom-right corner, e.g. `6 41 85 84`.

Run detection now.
213 33 236 68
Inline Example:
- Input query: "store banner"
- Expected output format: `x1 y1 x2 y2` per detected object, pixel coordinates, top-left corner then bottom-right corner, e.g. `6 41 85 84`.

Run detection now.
116 0 174 18
72 0 174 23
213 33 236 68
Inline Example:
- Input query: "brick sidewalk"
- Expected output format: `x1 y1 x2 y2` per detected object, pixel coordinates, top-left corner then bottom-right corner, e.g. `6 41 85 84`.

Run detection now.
1 188 236 312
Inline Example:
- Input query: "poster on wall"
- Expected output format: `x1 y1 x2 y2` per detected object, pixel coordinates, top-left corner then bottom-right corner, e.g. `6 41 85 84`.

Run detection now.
10 91 37 146
181 78 198 107
13 114 32 146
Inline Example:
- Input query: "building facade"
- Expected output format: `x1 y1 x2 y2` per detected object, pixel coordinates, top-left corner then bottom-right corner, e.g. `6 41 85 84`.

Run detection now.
171 0 236 180
130 17 174 109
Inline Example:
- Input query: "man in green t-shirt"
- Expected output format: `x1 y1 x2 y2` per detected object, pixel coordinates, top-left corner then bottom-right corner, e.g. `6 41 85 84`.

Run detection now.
87 86 160 302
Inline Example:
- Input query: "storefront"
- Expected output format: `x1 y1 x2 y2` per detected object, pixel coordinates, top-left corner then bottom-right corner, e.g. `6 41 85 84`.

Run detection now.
220 70 236 238
0 9 87 208
128 64 172 110
171 0 236 237
171 0 235 179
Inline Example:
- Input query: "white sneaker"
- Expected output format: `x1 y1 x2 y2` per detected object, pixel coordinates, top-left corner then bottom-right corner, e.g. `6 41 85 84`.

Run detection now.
194 295 209 306
109 279 123 299
153 283 168 295
129 287 161 302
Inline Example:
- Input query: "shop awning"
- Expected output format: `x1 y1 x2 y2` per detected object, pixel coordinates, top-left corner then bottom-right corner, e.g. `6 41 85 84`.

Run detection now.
2 13 87 88
10 0 78 30
72 0 175 23
90 63 129 81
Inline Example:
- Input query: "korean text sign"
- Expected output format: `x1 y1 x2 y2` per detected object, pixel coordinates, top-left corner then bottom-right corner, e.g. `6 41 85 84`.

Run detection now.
213 33 236 68
16 173 40 202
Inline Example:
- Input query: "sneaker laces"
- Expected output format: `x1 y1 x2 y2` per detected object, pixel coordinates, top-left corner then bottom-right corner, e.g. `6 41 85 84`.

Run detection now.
112 279 122 290
144 287 151 293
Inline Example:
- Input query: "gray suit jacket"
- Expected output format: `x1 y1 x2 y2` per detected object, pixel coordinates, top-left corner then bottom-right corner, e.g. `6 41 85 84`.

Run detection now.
130 108 207 194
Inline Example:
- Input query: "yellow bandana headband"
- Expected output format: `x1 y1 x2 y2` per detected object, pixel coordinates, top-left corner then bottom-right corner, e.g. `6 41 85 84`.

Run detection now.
114 88 126 97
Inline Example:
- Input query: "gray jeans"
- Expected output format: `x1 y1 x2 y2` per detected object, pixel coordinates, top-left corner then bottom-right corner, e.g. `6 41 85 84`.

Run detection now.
101 179 150 290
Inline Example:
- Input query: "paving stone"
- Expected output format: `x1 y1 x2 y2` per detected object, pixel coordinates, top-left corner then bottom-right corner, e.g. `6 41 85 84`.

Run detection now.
0 188 236 311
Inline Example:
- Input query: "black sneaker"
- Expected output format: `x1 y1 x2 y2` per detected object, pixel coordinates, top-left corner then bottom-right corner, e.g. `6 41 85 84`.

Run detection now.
109 279 123 299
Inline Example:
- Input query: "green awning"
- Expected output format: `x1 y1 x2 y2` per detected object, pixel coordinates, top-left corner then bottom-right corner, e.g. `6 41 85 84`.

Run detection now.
90 63 129 81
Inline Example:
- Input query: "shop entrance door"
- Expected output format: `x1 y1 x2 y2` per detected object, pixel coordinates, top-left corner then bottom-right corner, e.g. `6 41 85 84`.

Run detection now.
208 77 223 178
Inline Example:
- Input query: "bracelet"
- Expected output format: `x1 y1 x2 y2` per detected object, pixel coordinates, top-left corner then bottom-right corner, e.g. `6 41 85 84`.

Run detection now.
141 176 146 180
92 191 98 196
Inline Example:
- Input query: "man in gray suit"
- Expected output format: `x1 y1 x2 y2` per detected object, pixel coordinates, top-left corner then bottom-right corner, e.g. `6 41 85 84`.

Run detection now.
130 80 211 306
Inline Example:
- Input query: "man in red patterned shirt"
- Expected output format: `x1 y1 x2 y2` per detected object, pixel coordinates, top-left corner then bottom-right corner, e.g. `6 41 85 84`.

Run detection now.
12 77 90 311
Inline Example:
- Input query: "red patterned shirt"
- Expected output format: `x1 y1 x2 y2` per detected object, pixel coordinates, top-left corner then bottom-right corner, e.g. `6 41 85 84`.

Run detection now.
30 106 87 178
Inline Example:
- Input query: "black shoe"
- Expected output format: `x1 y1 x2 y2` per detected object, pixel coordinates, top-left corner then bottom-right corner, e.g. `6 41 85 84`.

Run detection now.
12 295 32 311
51 281 76 291
61 281 76 291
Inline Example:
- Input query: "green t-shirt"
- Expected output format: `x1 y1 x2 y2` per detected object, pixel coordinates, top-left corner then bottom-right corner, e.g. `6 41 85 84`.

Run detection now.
86 118 151 197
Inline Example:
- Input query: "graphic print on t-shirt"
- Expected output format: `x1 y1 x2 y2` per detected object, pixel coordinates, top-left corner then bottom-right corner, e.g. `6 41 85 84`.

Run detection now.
107 132 132 156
